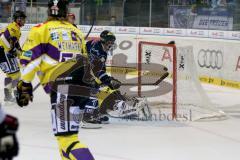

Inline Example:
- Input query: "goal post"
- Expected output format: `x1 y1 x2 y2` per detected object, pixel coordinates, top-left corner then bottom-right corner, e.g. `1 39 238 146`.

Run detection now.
138 41 177 119
137 41 226 121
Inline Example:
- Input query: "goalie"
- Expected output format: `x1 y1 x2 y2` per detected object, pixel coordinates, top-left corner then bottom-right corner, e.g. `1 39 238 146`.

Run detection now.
81 30 152 128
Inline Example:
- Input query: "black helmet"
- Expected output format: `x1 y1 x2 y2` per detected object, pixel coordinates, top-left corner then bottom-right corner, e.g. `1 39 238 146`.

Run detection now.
100 30 116 44
13 10 26 21
48 0 69 18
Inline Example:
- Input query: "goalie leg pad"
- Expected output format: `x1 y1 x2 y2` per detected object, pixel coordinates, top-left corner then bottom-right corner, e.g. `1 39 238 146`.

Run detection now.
97 88 151 118
98 89 126 114
138 98 152 120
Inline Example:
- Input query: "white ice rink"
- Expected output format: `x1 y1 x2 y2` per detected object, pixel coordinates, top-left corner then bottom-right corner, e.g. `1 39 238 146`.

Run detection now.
1 74 240 160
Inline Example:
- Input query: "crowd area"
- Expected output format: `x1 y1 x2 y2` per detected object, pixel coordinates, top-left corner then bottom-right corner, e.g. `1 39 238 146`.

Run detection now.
169 0 236 8
0 0 239 30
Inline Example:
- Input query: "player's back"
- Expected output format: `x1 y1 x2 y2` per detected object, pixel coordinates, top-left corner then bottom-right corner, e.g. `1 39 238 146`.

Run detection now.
20 20 87 84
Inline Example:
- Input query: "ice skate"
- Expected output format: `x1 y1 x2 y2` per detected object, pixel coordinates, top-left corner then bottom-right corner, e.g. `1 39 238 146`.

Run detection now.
80 111 102 129
99 115 110 124
4 88 16 105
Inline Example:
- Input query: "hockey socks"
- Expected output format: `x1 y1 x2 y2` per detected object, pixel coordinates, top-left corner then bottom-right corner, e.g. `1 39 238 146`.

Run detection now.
56 134 94 160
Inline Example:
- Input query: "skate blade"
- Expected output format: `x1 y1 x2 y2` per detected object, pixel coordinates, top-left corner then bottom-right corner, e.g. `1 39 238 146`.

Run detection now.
100 121 110 124
80 122 102 129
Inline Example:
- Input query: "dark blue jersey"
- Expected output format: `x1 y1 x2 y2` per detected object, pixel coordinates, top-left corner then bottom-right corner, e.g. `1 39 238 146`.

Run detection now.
86 40 111 84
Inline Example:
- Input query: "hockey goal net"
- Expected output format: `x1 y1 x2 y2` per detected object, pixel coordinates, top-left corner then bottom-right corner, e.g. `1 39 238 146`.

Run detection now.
138 41 226 121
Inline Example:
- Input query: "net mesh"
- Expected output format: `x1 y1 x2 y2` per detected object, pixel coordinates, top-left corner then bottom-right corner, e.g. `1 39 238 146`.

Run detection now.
139 42 226 121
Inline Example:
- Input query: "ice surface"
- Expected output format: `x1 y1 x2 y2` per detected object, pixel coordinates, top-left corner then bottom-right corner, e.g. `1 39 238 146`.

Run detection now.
0 73 240 160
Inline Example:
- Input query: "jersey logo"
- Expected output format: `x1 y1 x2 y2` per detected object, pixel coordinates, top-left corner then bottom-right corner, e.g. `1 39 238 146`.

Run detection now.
50 31 59 41
62 30 70 41
23 50 33 59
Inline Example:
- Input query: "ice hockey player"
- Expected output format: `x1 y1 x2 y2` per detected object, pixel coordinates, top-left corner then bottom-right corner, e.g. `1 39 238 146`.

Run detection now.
16 0 96 159
81 30 151 128
0 104 19 160
0 11 26 104
81 30 120 128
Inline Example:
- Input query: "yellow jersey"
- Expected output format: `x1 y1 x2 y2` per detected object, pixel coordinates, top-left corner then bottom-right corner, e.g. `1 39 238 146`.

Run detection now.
0 22 21 52
20 20 87 84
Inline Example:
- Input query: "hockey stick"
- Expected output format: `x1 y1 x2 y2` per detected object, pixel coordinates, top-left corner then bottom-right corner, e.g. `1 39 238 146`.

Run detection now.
121 72 169 86
33 82 41 92
84 19 95 39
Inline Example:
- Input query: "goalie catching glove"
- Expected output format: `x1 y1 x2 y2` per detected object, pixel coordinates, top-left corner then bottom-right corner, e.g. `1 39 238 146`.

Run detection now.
16 80 33 107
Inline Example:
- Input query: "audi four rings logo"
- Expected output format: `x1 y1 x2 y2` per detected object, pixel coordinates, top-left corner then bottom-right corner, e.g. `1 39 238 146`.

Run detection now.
197 49 223 69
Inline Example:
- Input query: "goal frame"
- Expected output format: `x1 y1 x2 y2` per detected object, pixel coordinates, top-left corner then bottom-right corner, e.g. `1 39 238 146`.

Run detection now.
138 41 177 119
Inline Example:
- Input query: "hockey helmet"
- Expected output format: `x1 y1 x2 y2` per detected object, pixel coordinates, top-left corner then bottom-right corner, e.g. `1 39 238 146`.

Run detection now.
48 0 69 18
100 30 116 44
13 10 27 21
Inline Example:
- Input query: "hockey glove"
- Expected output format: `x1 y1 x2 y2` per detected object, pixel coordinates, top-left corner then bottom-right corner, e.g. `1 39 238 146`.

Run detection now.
0 134 19 159
0 114 19 137
108 77 122 90
0 114 19 158
16 80 33 107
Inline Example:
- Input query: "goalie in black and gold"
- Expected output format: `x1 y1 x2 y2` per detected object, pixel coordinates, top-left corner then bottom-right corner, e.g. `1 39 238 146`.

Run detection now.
81 30 152 129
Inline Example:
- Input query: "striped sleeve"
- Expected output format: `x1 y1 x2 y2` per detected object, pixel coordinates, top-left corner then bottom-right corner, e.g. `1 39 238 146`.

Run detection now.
20 28 43 82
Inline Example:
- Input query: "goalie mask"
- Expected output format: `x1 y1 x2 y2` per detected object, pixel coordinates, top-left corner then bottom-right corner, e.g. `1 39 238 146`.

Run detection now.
100 30 116 51
48 0 69 18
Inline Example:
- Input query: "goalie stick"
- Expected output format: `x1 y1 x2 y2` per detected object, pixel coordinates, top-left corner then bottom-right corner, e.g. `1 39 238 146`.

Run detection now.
121 72 169 86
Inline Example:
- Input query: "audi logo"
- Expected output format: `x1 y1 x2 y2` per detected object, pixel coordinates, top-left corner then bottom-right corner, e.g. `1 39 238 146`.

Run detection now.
197 49 223 69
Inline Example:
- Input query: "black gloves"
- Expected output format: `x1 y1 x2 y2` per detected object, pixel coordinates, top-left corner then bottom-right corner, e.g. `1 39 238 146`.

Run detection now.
0 115 18 137
0 114 19 159
8 49 18 58
16 80 33 107
107 77 122 90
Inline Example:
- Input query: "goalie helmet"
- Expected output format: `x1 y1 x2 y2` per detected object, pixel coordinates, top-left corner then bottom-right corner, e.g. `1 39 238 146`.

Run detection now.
13 10 26 21
100 30 116 44
48 0 69 18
